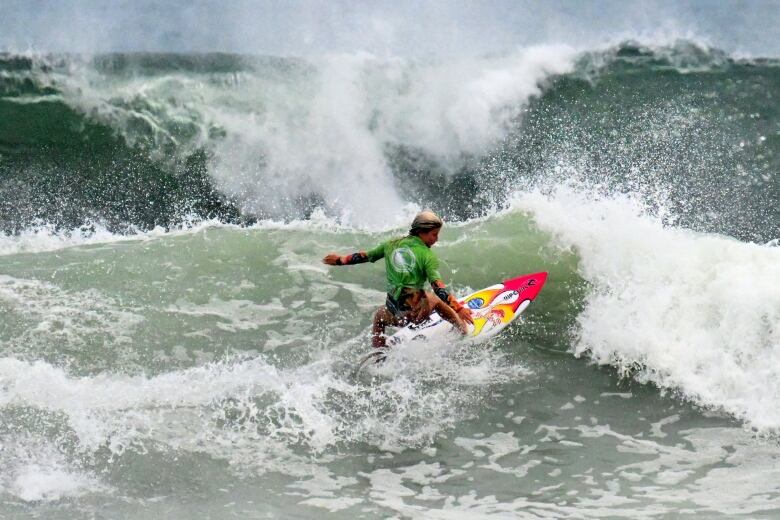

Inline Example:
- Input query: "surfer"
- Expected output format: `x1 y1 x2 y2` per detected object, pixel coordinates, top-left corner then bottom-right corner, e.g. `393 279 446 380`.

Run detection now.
323 211 473 348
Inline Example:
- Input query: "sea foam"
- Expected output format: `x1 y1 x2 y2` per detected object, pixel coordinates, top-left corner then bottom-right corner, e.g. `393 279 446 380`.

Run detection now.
517 187 780 431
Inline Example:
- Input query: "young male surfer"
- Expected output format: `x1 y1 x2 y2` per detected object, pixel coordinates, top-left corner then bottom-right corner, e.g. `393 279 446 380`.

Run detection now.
322 211 473 348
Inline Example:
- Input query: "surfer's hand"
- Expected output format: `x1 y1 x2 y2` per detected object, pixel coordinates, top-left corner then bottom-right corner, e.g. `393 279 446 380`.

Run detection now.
322 253 341 265
457 306 474 324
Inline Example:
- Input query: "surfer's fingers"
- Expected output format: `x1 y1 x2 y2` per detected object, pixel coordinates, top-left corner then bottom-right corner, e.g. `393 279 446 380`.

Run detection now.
457 307 474 324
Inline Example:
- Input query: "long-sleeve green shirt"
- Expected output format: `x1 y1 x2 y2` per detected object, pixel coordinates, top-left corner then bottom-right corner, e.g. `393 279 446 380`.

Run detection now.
366 235 443 299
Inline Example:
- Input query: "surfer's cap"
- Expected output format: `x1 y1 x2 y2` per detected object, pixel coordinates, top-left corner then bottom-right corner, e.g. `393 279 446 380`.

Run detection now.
410 211 443 235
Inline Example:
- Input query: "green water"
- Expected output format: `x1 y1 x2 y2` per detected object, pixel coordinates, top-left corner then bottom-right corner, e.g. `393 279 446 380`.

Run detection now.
1 211 777 518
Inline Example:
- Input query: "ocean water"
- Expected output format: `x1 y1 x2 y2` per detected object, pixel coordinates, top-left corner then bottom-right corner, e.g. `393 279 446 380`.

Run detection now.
1 7 779 518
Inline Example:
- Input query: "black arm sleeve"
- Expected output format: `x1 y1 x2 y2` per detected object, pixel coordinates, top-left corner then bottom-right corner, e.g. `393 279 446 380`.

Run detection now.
433 285 451 303
432 280 464 310
342 252 369 265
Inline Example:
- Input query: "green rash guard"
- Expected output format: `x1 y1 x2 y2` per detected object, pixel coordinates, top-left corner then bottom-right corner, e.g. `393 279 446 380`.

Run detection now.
366 235 442 300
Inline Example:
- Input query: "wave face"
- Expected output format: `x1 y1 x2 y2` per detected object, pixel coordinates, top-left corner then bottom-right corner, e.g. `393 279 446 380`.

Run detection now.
518 188 780 429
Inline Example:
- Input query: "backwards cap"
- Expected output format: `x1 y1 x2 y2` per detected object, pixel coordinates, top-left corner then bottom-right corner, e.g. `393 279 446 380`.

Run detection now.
410 211 443 235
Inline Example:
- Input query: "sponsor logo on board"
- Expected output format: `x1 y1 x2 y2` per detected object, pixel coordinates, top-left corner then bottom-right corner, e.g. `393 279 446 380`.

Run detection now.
488 310 504 326
495 290 519 305
516 278 537 294
467 298 484 309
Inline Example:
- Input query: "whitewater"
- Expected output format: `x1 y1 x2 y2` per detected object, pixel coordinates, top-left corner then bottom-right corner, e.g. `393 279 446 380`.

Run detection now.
1 2 779 518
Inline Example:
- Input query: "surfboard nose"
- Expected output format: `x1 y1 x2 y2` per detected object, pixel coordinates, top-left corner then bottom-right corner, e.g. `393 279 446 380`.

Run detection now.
503 272 548 301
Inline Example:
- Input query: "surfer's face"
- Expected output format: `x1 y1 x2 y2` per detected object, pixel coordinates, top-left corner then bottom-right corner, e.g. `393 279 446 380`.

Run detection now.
418 227 440 247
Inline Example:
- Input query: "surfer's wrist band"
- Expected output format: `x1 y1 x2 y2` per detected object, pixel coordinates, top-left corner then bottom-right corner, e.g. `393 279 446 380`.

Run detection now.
433 282 462 311
449 297 464 312
339 253 368 266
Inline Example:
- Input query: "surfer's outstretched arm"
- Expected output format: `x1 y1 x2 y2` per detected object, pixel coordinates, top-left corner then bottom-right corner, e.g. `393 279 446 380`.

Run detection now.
322 252 369 266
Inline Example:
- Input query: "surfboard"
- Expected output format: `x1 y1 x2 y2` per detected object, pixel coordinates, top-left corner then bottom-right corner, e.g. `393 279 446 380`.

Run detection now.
355 272 548 371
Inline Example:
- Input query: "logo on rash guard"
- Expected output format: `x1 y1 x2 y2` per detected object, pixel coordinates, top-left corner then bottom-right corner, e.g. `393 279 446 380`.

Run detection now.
391 248 416 273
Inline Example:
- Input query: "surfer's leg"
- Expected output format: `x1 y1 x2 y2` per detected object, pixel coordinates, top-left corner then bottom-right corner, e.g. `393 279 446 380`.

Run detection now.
406 291 434 324
371 306 395 348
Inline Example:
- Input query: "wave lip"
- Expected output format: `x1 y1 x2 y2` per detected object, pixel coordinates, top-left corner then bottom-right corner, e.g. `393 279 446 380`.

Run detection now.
1 46 580 229
2 40 778 233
